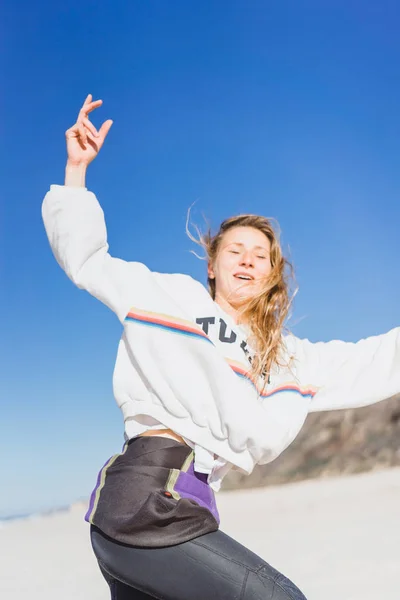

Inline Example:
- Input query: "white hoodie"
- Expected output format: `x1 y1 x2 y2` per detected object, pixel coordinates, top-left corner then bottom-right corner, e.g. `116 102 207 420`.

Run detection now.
42 185 400 489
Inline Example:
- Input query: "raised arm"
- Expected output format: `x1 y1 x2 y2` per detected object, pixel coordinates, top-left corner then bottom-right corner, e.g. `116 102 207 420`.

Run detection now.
42 95 154 321
290 329 400 412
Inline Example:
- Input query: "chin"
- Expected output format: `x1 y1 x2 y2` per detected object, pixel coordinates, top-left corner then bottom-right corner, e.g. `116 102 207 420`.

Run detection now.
231 290 257 306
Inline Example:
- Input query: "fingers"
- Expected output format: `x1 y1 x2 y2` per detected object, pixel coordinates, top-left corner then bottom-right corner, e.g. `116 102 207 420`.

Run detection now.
76 96 104 142
81 116 99 138
65 123 79 139
65 122 89 149
79 97 102 120
66 96 112 155
84 99 103 115
98 119 113 141
78 121 87 145
74 118 112 147
65 119 104 151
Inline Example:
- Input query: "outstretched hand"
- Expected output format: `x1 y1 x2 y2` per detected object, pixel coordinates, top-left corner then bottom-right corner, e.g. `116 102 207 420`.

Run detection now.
65 94 113 166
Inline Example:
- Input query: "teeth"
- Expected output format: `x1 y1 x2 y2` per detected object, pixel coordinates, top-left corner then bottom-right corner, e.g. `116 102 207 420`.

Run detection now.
237 276 251 280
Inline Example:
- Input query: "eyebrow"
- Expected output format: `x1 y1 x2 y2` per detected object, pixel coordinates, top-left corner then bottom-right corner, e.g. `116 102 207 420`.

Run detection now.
228 242 270 252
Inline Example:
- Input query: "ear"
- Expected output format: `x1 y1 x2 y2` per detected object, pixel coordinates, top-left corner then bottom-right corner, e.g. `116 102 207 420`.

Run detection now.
207 262 215 280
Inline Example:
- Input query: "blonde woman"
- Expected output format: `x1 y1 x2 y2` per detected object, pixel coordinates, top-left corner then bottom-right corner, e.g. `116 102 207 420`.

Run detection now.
42 95 400 600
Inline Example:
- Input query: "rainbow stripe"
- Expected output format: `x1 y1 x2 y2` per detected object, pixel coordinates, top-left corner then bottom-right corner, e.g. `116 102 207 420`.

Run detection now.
264 382 317 399
227 358 317 399
125 308 212 344
125 307 317 401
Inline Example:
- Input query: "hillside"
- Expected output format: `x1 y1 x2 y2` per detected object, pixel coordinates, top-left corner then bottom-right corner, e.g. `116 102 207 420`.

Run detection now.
223 394 400 490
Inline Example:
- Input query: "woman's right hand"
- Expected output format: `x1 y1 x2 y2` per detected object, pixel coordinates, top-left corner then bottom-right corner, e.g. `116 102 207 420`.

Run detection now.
65 94 113 167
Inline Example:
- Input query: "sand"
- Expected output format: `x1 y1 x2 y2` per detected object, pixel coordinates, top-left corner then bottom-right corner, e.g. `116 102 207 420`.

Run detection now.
1 468 399 600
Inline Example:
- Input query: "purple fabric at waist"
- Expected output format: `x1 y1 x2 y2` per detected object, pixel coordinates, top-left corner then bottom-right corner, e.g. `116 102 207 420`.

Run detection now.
172 459 220 524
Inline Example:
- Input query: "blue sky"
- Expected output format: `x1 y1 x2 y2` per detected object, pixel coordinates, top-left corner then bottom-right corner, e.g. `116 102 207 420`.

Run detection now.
1 0 400 517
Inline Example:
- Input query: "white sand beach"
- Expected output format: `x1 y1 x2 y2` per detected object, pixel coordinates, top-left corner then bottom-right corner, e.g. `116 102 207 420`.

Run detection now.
1 468 399 600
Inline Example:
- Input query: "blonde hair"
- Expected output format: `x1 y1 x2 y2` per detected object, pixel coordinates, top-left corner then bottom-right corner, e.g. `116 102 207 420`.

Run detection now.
189 214 296 382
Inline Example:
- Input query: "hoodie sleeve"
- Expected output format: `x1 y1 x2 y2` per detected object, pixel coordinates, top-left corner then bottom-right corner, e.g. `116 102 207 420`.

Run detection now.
42 184 157 322
290 329 400 412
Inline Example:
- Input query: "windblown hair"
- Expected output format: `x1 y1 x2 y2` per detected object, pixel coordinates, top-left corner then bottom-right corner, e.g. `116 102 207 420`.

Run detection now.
188 214 296 382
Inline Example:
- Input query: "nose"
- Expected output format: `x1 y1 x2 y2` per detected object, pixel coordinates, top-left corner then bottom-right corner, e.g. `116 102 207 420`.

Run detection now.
239 252 254 268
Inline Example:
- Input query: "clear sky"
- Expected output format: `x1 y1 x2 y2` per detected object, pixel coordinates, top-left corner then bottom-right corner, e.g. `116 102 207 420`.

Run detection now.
1 0 400 517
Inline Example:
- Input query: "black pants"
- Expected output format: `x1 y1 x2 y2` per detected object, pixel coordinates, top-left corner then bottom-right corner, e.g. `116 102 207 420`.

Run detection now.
91 525 307 600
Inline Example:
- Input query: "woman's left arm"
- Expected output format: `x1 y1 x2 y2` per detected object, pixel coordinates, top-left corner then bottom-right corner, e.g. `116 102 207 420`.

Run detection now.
291 327 400 412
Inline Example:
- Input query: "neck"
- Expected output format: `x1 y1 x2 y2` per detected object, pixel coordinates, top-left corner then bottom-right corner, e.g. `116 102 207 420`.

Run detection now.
214 293 240 323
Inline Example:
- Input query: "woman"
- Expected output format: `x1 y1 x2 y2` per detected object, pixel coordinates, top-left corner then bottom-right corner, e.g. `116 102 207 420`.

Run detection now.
42 95 400 600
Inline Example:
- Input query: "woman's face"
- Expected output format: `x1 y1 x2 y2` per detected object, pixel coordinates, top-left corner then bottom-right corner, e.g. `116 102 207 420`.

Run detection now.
209 226 272 309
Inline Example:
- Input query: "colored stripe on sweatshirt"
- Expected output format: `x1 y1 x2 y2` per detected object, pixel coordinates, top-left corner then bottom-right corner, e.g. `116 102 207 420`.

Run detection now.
125 308 213 344
227 359 317 399
125 308 317 399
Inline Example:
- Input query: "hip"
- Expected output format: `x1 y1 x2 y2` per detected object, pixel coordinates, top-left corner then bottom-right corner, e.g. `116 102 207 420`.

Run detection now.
85 436 219 548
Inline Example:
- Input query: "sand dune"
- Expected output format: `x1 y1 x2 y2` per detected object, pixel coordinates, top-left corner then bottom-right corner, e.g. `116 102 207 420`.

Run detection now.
1 468 399 600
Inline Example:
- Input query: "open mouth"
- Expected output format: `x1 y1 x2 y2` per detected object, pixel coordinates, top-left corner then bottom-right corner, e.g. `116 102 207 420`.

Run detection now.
234 273 254 281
